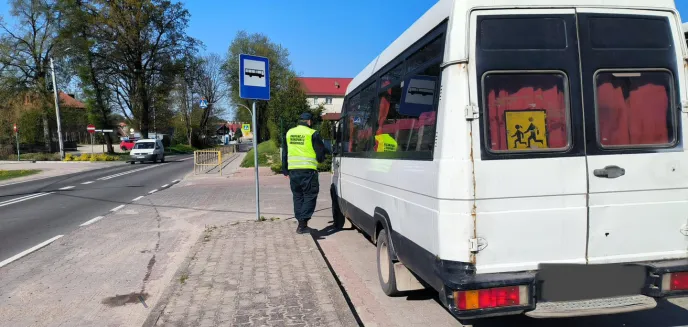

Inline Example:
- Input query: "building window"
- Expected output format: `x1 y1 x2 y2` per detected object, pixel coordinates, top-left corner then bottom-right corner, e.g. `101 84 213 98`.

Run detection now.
595 70 675 148
483 72 571 152
313 97 319 105
326 97 333 105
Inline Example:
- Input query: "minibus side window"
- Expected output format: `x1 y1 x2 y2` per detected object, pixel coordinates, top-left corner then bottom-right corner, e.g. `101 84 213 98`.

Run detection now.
594 71 676 148
482 72 571 152
346 83 376 154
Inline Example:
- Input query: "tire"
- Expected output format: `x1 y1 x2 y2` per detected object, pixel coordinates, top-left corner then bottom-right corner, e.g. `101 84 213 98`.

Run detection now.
331 188 345 229
130 161 135 165
160 155 165 163
377 229 401 296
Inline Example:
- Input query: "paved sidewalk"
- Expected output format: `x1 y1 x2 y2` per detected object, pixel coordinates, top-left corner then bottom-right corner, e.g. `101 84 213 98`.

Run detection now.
146 220 358 327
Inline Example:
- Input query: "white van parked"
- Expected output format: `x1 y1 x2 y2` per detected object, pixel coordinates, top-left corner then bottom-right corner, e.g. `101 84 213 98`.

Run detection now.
128 139 165 164
330 0 688 321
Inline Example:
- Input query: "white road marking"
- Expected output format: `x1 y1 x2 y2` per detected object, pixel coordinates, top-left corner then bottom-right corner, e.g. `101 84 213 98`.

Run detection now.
179 157 194 161
161 184 169 188
171 179 180 183
81 181 94 185
80 216 104 227
132 196 144 201
148 189 158 194
58 186 75 190
111 205 125 212
0 235 63 268
0 192 52 208
97 164 166 181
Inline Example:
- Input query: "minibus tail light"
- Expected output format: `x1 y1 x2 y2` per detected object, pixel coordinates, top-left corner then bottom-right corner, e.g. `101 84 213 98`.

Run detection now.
455 285 528 310
663 272 688 291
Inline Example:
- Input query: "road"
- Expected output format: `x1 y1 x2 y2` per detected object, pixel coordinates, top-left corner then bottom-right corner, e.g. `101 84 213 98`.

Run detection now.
0 154 194 265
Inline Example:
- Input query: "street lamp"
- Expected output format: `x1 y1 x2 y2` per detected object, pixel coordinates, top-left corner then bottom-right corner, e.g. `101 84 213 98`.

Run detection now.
50 48 69 159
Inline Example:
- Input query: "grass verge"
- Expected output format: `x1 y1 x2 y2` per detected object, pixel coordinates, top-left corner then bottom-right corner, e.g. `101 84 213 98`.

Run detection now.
0 169 41 181
240 140 280 168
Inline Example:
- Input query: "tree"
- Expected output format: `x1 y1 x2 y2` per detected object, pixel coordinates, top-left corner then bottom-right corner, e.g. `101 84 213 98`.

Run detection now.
195 53 227 137
223 31 295 143
91 0 197 138
58 0 115 152
0 0 70 151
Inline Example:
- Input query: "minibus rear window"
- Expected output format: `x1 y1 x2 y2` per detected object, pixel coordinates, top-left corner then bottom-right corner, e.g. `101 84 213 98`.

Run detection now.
595 70 675 148
482 72 570 152
589 17 671 49
480 17 567 50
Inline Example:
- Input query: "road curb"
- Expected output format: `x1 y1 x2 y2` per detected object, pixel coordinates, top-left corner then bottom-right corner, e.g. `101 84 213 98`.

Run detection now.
141 226 207 327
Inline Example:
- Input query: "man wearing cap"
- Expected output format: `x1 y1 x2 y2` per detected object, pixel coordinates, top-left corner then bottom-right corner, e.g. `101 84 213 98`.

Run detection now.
282 112 327 234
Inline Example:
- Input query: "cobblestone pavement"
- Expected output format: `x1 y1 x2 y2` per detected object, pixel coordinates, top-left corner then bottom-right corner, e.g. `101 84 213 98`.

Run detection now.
147 221 358 327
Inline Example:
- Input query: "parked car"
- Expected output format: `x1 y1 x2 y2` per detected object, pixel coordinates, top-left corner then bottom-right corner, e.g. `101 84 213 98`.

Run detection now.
128 139 165 164
119 137 138 151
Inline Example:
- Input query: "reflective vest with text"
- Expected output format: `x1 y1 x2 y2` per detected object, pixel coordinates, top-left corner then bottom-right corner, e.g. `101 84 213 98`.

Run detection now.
287 125 318 170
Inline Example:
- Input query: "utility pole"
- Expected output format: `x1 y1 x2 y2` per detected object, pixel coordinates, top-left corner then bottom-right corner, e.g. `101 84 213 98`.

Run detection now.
50 57 65 159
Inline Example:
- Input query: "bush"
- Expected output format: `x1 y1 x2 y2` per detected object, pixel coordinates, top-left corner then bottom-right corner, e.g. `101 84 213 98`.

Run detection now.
241 140 280 168
168 144 197 154
63 153 121 162
0 152 62 161
318 154 333 172
270 162 283 174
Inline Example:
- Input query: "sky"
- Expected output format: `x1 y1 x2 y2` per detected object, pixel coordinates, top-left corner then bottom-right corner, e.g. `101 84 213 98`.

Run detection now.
0 0 687 79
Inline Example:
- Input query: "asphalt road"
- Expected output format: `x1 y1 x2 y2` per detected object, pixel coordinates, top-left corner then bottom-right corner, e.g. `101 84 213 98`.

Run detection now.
0 154 194 264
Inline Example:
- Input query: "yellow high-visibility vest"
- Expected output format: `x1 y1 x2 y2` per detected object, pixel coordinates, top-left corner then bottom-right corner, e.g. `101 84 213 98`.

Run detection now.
286 125 317 170
375 134 398 152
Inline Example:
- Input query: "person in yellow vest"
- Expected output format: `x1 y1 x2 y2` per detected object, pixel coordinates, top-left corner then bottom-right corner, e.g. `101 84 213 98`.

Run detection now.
375 133 398 152
281 112 327 234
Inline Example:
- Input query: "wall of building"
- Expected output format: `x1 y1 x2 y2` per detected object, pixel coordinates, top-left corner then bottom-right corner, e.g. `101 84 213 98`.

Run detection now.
307 96 345 114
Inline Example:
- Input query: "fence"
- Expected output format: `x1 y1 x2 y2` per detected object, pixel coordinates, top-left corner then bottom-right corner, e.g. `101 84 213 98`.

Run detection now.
193 145 238 175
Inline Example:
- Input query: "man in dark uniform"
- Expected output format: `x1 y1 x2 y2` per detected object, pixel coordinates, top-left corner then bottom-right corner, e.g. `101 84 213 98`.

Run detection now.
282 112 327 234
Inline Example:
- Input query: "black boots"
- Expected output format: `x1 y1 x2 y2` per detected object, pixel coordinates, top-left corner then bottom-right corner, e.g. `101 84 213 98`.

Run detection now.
296 220 310 234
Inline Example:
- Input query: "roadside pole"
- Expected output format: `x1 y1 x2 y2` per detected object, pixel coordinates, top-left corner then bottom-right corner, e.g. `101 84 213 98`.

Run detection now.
252 101 260 222
239 53 270 221
13 124 19 161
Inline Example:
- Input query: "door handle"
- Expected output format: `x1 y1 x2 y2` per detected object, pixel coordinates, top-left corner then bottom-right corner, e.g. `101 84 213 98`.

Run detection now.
593 165 625 179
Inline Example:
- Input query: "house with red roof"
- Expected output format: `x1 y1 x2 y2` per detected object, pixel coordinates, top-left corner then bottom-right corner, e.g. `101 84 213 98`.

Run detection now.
296 77 352 121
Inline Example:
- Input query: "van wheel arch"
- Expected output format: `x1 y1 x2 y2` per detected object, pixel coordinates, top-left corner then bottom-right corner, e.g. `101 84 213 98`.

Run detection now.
373 208 398 262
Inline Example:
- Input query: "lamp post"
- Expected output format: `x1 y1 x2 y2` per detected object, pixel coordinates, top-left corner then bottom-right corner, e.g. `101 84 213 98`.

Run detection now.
50 57 65 159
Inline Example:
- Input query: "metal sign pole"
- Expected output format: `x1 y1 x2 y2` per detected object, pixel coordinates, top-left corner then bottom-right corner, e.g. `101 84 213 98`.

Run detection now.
252 101 261 221
91 134 94 155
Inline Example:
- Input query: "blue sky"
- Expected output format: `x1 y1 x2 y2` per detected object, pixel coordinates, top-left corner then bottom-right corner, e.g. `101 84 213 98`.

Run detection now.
0 0 687 79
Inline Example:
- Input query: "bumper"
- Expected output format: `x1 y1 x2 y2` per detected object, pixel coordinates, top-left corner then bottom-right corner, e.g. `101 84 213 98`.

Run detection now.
129 154 156 162
438 258 688 320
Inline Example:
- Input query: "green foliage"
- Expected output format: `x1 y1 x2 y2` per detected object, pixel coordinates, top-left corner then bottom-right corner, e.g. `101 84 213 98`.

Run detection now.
240 140 280 168
167 144 197 154
0 169 41 181
0 152 62 161
319 119 333 140
270 162 283 174
223 31 309 143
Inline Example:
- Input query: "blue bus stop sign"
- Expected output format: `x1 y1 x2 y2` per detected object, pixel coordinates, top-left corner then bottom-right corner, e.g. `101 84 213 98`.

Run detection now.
239 54 270 101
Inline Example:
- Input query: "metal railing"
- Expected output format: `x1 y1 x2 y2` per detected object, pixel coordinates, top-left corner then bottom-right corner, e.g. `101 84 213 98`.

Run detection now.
193 145 238 175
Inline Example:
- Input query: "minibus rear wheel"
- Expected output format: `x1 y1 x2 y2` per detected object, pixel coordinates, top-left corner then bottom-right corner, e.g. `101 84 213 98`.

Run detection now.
377 228 401 296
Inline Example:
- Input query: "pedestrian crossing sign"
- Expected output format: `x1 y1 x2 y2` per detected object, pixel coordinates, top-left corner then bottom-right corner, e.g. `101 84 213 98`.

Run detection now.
242 124 251 137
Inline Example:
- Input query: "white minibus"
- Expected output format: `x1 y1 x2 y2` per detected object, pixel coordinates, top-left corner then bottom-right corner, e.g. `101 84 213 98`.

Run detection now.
330 0 688 321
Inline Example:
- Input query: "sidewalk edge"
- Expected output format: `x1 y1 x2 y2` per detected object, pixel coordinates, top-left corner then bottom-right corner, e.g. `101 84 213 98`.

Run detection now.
141 229 206 327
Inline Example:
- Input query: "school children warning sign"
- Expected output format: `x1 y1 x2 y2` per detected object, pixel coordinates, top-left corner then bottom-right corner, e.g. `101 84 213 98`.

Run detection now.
505 110 548 150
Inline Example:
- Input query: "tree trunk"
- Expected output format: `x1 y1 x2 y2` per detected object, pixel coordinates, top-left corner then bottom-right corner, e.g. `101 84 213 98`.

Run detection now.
42 111 51 152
